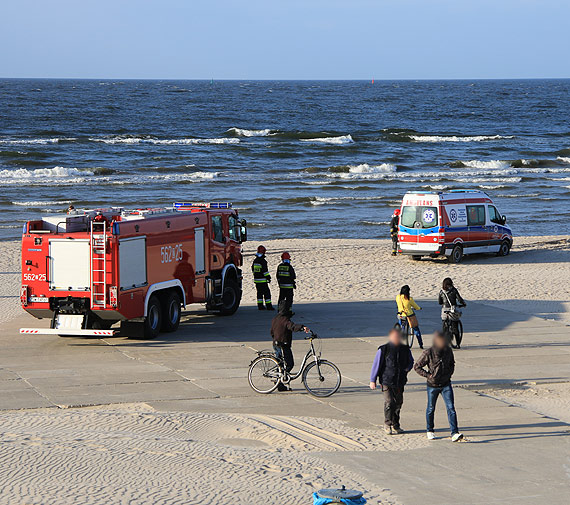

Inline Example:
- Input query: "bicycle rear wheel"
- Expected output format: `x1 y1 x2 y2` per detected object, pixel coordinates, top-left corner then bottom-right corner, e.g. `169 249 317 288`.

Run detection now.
248 356 282 394
302 359 341 397
406 323 415 348
455 320 464 348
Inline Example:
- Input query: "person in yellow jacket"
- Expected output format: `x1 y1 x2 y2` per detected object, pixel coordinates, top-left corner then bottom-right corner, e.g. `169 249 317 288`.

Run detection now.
396 285 424 349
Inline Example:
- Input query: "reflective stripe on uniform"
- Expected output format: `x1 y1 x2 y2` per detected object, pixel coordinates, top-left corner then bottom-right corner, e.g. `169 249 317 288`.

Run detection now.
254 279 268 283
279 284 294 289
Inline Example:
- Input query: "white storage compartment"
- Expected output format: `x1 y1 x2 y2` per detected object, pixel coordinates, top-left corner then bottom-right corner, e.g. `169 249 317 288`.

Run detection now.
119 236 147 290
49 239 91 291
43 215 88 233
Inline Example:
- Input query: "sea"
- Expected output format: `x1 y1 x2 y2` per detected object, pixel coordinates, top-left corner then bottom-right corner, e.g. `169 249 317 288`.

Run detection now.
1 79 569 241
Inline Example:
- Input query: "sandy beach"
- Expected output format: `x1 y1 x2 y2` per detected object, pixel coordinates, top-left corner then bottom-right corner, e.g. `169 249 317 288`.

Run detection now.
1 235 569 504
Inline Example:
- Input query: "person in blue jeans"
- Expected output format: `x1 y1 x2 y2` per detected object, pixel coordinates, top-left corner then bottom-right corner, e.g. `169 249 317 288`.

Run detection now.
414 331 463 442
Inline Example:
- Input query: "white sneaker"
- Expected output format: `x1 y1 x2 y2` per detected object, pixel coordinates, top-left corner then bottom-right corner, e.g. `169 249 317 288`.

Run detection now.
427 431 436 440
451 432 464 442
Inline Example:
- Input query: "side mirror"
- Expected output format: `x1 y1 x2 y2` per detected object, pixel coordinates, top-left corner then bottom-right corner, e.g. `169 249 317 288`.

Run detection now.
239 219 247 243
502 215 507 225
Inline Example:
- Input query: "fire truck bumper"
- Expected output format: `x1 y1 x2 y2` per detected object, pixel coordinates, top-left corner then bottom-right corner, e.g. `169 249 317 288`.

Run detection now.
20 328 117 336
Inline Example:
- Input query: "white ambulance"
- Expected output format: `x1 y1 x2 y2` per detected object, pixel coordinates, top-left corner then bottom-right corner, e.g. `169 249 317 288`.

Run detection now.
398 190 513 263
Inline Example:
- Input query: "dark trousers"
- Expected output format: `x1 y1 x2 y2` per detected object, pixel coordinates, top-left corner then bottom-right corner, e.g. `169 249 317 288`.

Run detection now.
426 384 459 434
391 235 398 253
382 385 404 428
278 288 294 311
255 283 272 306
273 342 294 372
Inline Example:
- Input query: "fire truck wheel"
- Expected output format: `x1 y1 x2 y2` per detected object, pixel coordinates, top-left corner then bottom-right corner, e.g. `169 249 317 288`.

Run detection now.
142 295 162 339
449 245 463 264
218 279 241 316
161 291 182 332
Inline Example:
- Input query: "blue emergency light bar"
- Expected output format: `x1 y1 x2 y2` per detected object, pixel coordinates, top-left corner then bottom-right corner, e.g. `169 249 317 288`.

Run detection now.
174 202 233 210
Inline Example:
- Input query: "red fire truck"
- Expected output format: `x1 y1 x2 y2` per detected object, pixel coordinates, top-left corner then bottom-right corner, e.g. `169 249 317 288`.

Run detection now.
20 202 247 339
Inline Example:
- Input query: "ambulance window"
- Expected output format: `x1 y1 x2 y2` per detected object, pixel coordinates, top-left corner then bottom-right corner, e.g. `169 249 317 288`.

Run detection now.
489 206 501 224
467 205 486 226
212 215 224 243
228 215 238 241
400 206 418 228
420 207 438 228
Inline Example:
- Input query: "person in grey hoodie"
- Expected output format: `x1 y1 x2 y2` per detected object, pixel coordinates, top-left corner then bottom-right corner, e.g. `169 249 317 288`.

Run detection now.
414 331 463 442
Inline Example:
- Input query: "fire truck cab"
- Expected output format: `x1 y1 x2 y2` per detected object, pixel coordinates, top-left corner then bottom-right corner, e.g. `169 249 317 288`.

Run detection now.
20 202 247 339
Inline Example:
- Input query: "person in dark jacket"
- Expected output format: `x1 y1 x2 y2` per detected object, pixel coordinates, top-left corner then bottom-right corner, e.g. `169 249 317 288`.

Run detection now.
252 245 274 310
370 328 414 434
438 277 466 348
271 301 310 391
276 251 296 312
414 331 463 442
390 209 401 256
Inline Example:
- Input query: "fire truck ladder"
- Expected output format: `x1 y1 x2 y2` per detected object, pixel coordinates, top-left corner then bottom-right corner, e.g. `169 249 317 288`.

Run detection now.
90 220 107 309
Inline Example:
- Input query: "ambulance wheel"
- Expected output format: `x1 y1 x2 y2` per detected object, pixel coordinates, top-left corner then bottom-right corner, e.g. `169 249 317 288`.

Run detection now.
161 291 181 332
218 279 240 316
142 295 162 339
449 245 463 264
497 240 511 257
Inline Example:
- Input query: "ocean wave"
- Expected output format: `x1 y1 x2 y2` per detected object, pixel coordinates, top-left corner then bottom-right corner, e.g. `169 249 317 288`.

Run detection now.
461 160 511 170
410 134 513 143
226 127 273 137
557 156 570 164
146 171 219 182
361 220 390 226
300 134 354 145
0 137 74 145
91 136 240 145
12 200 74 207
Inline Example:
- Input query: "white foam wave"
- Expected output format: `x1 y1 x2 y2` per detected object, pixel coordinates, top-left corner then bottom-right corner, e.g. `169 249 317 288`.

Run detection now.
92 136 239 145
227 127 272 137
326 163 397 180
557 156 570 163
0 166 95 186
0 138 73 145
462 160 511 170
12 200 73 206
410 134 513 143
147 171 219 182
361 220 390 225
301 135 354 145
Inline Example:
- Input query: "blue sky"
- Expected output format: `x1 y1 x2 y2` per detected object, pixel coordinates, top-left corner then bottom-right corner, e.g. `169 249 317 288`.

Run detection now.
1 0 568 79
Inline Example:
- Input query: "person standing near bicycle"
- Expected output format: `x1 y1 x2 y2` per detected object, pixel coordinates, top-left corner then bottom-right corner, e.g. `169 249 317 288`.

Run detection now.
252 245 274 311
414 330 464 442
438 278 466 349
271 301 310 391
390 209 400 256
369 328 414 435
396 285 424 349
276 251 296 312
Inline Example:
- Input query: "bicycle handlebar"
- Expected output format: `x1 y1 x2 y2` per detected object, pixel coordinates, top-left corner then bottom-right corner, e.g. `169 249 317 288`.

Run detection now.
304 330 319 340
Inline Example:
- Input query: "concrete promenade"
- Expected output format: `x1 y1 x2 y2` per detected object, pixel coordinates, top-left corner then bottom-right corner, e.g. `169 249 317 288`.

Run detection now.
1 300 569 504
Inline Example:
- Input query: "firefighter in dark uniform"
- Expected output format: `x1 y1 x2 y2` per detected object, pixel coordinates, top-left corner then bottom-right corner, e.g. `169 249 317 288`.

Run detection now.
390 208 401 256
276 252 296 312
252 245 274 310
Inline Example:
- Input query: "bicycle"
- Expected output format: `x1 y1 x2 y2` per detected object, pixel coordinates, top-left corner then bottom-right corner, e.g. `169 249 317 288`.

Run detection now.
443 305 465 349
396 311 415 348
248 331 342 397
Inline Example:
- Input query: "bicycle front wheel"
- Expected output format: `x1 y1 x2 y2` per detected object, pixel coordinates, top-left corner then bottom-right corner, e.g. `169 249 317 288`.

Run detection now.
302 359 341 397
248 356 282 394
